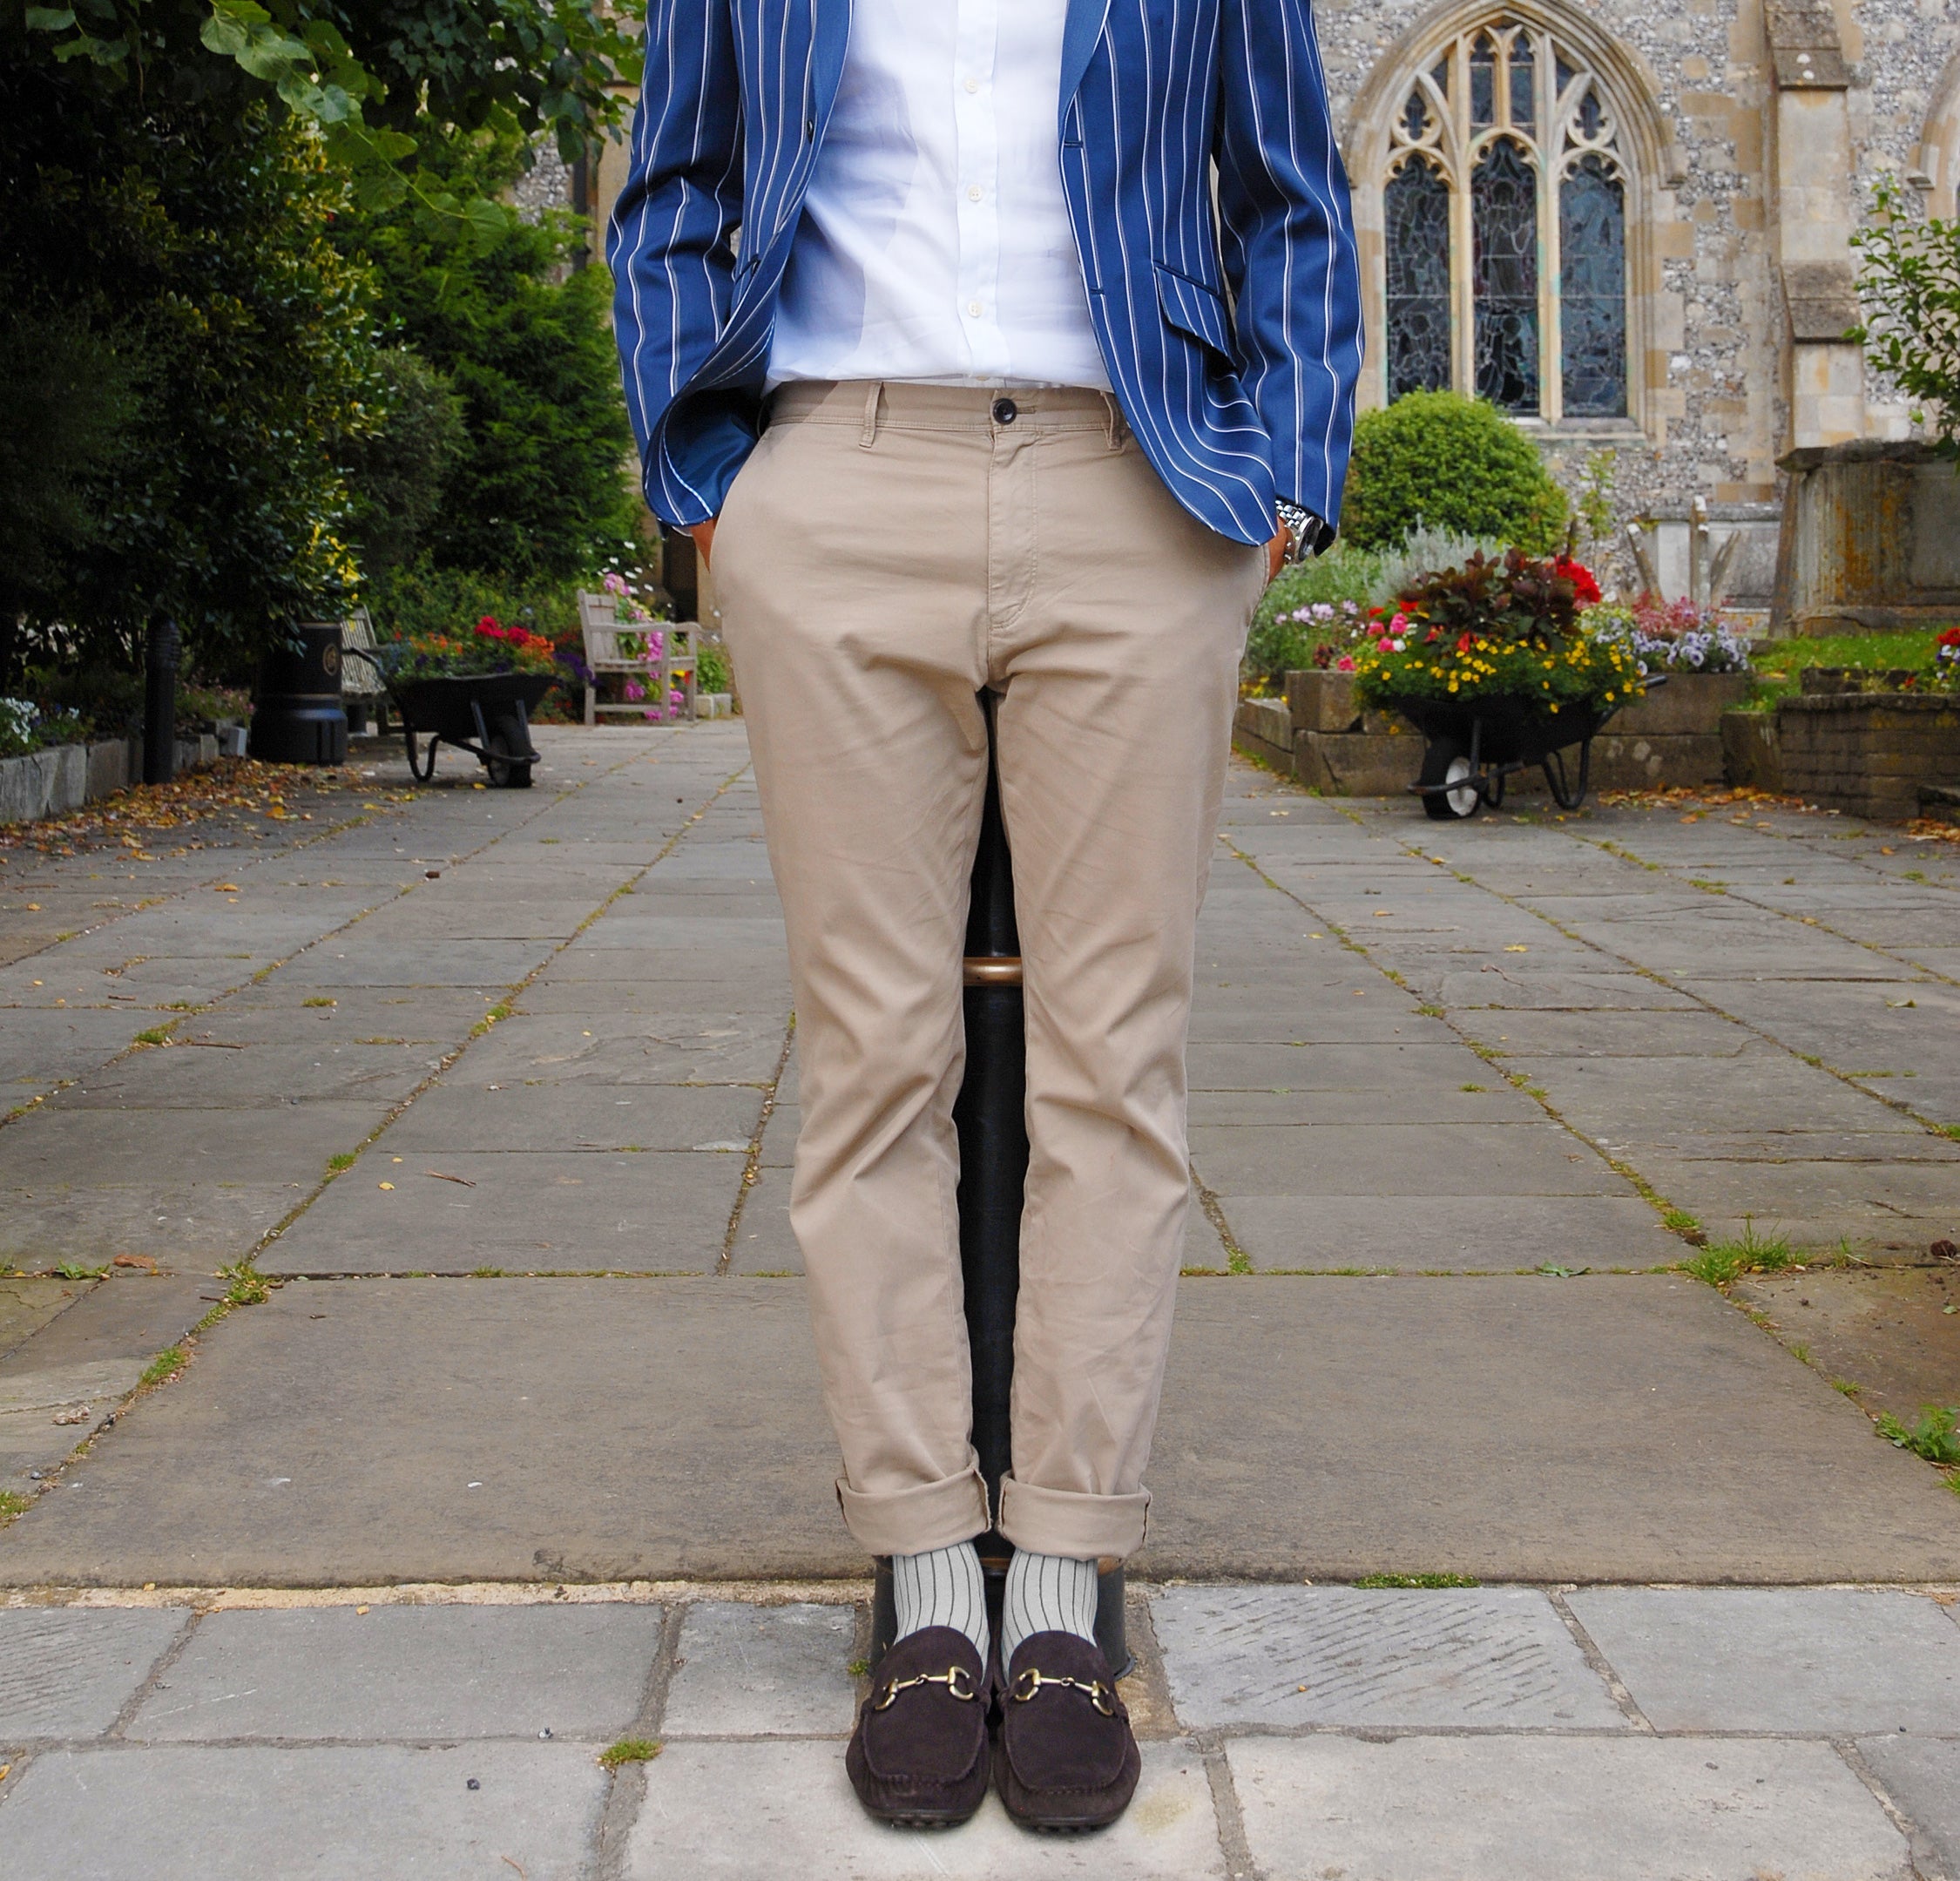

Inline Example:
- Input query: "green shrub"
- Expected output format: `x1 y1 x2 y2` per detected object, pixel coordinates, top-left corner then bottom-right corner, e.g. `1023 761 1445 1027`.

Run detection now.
344 132 637 585
364 559 581 644
697 640 733 695
1244 544 1382 687
1342 392 1567 554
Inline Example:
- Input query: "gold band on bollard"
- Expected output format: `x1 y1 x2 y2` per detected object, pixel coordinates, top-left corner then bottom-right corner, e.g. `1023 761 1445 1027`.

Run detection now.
962 957 1024 987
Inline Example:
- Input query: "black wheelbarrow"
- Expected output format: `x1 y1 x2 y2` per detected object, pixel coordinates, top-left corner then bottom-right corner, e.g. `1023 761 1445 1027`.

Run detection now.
1389 678 1661 819
350 665 557 788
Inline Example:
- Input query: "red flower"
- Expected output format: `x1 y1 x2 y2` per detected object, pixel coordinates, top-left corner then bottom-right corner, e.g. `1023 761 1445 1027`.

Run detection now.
1553 556 1602 606
1939 627 1960 648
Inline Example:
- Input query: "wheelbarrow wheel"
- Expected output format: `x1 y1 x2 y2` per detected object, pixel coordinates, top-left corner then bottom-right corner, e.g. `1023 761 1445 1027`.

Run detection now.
404 725 439 782
1418 735 1482 820
483 722 533 789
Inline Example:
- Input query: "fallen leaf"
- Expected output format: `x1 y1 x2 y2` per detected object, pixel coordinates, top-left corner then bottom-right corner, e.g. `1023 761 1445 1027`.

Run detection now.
52 1405 91 1425
112 1255 158 1270
214 883 240 893
378 1181 395 1191
1504 944 1529 953
1933 1240 1958 1262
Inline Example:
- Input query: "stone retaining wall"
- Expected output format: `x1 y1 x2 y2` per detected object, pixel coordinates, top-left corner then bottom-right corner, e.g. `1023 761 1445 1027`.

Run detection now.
1771 694 1960 821
1236 672 1748 798
0 734 220 827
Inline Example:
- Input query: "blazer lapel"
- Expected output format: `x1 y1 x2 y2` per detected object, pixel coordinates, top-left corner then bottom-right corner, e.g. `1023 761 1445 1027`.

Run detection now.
1058 0 1113 117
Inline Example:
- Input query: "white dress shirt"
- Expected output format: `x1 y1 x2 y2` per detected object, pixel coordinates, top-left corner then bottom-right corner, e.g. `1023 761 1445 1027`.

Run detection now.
767 0 1112 390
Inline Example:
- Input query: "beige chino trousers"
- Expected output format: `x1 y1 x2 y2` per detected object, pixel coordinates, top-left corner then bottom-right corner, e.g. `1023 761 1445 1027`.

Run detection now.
713 381 1265 1562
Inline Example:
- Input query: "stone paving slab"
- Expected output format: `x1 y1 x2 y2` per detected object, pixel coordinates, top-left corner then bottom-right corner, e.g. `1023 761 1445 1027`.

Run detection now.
457 1012 789 1086
662 1601 856 1737
0 1279 84 1361
1136 1277 1960 1582
0 1280 852 1586
1189 1120 1627 1198
1221 1194 1682 1271
131 1604 665 1742
379 1081 765 1154
626 1739 1225 1878
1857 1734 1960 1881
263 1149 742 1274
52 1035 438 1108
1730 1269 1960 1417
723 1166 801 1274
1565 1587 1960 1732
1151 1585 1625 1729
1225 1736 1913 1881
0 1742 609 1881
0 1607 189 1737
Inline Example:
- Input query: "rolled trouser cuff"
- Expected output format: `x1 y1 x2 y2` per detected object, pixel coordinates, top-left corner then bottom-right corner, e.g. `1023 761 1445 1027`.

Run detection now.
997 1475 1151 1561
835 1461 991 1558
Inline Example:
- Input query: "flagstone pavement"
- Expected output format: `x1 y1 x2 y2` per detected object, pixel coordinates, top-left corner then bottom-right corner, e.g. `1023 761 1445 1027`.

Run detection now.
1 721 1957 1877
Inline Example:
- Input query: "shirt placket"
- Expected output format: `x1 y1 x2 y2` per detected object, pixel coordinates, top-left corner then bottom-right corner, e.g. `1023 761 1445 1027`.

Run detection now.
953 0 1005 381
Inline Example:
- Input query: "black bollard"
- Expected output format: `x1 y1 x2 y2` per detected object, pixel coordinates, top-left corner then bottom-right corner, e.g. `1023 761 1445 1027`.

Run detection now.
142 617 179 786
869 695 1130 1677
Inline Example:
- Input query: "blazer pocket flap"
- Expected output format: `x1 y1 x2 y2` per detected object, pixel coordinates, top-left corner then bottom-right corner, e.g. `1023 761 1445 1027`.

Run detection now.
1153 263 1233 358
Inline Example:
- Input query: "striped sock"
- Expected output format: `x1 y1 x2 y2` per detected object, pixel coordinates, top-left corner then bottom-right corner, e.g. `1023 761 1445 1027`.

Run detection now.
999 1550 1099 1666
891 1541 990 1661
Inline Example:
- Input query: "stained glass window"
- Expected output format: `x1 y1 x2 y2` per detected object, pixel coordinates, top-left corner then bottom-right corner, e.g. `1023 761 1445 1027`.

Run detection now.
1473 139 1539 413
1378 18 1632 423
1385 161 1452 399
1560 154 1627 416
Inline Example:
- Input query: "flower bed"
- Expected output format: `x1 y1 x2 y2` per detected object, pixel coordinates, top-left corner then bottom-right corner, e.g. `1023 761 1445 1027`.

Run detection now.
1349 549 1643 724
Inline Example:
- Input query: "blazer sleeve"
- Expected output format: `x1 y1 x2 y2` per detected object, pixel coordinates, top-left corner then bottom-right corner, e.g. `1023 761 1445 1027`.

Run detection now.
606 0 745 526
1213 0 1364 530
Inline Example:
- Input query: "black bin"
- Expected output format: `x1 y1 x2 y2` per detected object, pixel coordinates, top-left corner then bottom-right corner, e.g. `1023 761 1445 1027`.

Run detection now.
249 622 348 766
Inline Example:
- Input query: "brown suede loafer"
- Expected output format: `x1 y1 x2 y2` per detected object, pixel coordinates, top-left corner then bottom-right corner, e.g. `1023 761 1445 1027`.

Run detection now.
996 1630 1141 1831
845 1626 991 1827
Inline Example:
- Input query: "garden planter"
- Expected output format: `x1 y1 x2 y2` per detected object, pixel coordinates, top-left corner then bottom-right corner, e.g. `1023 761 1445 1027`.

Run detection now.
1585 670 1753 791
384 672 557 788
248 622 348 766
1771 690 1960 820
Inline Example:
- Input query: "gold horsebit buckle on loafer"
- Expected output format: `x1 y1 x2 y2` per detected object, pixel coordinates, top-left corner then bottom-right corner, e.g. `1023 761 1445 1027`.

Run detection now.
872 1663 978 1709
1009 1668 1116 1715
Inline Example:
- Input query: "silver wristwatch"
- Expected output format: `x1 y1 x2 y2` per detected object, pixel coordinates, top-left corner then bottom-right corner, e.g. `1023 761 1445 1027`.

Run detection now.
1275 499 1334 564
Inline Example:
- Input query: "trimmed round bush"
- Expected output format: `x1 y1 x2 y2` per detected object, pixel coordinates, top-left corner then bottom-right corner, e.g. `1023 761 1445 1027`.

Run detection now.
1341 391 1567 554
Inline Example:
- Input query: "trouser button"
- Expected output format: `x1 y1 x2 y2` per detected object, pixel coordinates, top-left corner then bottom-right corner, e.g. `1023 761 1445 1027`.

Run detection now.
991 397 1018 425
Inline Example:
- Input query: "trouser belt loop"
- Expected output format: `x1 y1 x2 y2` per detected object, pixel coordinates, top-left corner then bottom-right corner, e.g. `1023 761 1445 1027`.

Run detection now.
860 381 882 450
1101 391 1123 450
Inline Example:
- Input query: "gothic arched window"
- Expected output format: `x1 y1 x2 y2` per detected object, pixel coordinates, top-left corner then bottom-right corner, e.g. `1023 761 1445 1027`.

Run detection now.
1384 20 1629 421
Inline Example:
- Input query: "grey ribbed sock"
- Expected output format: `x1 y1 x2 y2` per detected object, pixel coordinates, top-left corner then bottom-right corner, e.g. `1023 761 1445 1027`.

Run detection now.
999 1550 1099 1666
891 1541 990 1661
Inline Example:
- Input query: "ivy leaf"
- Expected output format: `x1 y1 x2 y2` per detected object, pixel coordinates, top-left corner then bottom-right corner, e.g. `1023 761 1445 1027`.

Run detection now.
463 197 515 247
24 8 78 30
200 10 250 55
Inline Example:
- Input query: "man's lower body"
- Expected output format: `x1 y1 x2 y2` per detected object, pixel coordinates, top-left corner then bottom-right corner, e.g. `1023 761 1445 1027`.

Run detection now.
713 380 1264 1826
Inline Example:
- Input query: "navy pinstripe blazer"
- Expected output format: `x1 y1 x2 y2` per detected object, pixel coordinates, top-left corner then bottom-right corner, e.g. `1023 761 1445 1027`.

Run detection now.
608 0 1363 546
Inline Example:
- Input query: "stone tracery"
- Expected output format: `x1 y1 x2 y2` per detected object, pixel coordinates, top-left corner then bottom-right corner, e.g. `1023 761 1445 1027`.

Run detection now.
1381 17 1631 423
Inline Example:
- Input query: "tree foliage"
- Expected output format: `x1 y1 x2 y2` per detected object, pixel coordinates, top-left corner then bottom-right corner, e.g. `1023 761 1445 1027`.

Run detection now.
1853 173 1960 457
1340 390 1568 555
345 133 636 585
0 47 383 682
22 0 643 239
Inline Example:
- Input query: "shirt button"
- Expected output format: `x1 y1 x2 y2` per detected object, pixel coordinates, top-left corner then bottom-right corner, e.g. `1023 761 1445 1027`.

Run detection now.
992 397 1018 425
968 185 983 202
964 77 980 92
967 300 983 318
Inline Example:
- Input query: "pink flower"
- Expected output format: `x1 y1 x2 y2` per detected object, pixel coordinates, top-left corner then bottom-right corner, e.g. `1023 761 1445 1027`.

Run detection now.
1378 637 1396 652
602 572 629 596
1335 654 1356 672
624 680 645 702
1389 612 1409 634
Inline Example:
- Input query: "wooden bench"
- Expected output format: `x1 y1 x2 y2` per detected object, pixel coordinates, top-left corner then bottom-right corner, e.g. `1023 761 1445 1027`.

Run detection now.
341 609 388 733
576 591 698 725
